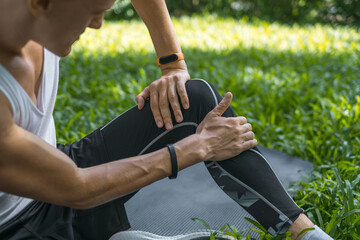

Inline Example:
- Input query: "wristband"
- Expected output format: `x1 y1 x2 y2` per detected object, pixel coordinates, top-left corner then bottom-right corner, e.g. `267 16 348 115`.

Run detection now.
157 53 185 66
166 144 178 179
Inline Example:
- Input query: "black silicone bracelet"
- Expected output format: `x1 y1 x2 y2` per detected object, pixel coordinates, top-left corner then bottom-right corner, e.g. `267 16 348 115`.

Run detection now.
166 144 178 179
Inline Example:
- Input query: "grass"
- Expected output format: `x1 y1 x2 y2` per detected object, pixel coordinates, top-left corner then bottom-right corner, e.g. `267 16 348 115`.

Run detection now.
57 16 360 239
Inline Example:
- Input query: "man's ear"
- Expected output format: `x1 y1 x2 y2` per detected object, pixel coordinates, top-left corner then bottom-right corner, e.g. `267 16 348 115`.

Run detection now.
27 0 51 17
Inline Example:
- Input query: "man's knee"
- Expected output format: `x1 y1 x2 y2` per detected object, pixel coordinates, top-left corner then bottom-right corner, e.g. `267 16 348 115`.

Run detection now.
185 79 219 109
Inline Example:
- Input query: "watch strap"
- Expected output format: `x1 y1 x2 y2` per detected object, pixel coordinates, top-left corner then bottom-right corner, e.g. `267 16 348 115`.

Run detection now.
157 53 185 66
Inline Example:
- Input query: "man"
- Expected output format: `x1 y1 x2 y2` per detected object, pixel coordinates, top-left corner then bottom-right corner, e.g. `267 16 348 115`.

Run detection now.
0 0 332 239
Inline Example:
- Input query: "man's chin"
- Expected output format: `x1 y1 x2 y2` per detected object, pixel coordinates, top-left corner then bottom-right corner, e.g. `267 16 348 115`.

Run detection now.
51 46 72 57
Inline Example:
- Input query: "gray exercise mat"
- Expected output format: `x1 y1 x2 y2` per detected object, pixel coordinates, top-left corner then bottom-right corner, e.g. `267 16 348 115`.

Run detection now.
110 146 313 239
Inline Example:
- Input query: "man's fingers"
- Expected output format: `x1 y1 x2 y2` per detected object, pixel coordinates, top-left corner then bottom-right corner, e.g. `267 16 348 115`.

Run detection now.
242 139 258 151
239 123 252 134
159 82 173 130
168 81 183 123
238 116 247 125
211 92 232 117
176 80 189 110
136 96 144 110
149 89 163 128
136 87 150 110
240 131 255 141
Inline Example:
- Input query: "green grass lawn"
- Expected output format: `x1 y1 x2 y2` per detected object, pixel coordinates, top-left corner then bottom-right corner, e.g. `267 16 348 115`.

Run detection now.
57 16 360 239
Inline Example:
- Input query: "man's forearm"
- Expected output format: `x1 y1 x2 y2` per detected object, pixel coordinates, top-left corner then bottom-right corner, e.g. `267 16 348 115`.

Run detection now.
131 0 182 58
78 134 204 209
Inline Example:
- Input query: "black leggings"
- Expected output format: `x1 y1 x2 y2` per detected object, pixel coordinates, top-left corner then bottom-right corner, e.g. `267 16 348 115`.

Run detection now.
0 79 302 240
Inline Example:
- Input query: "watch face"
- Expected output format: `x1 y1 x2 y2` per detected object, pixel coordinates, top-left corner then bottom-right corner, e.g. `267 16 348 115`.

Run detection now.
159 54 179 64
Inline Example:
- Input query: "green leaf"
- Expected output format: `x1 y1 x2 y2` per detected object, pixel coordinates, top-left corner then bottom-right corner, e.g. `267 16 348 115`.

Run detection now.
315 209 323 227
295 228 315 240
220 225 227 231
191 218 211 230
244 218 267 232
352 174 360 188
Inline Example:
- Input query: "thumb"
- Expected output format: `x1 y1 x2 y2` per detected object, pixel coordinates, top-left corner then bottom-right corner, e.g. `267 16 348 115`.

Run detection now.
136 96 145 110
136 87 150 110
211 92 232 117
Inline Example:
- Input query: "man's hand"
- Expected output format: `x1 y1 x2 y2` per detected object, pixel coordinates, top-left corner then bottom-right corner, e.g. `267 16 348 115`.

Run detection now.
136 62 190 130
196 92 258 161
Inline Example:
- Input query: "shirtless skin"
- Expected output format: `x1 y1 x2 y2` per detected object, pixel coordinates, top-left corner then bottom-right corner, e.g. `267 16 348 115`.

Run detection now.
0 0 314 239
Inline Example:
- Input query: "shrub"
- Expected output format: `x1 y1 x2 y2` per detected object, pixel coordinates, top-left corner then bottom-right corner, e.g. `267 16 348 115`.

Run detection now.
105 0 360 25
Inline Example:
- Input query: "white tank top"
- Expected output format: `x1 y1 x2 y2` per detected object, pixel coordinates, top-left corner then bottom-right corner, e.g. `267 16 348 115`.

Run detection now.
0 49 60 226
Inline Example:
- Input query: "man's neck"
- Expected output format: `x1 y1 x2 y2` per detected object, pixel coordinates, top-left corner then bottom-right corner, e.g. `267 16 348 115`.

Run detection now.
0 0 45 106
0 0 34 57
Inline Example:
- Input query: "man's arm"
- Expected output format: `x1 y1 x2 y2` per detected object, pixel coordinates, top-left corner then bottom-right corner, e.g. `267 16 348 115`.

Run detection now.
132 0 190 131
0 92 256 209
0 92 195 209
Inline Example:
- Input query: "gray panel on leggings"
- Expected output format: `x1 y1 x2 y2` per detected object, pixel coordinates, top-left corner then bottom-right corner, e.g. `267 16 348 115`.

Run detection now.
116 146 313 239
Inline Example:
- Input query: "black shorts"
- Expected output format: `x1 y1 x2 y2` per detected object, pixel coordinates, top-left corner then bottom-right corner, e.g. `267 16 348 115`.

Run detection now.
0 79 302 240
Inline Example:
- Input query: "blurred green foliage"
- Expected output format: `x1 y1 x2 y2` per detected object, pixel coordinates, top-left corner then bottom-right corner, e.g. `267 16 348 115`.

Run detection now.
105 0 360 25
57 16 360 238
